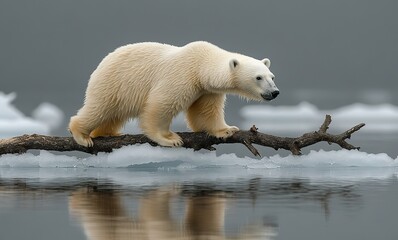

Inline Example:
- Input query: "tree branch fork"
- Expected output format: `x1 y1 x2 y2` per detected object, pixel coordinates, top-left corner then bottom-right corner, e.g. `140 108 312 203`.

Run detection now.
0 115 365 157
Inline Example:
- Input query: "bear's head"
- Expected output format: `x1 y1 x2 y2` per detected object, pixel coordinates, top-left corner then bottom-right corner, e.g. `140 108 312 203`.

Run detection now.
229 57 279 101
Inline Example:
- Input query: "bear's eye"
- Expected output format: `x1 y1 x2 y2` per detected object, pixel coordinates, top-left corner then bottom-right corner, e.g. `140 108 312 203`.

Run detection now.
256 76 262 81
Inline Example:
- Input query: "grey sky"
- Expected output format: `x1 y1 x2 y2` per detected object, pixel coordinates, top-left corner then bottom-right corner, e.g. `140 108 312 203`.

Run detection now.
0 0 397 124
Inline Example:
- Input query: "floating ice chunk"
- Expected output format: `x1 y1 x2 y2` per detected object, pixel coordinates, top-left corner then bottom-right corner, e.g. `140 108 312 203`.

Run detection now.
267 149 397 168
0 118 49 138
240 102 323 133
1 144 396 169
32 102 64 130
0 92 24 119
0 145 397 184
332 103 398 132
0 92 64 138
241 102 398 133
0 92 49 138
240 102 320 120
333 103 398 120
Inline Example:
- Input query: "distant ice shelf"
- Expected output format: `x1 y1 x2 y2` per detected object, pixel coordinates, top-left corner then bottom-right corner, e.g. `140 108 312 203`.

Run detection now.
241 102 398 133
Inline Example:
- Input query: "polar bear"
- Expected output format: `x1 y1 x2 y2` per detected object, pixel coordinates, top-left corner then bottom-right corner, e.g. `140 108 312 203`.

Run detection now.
69 41 279 147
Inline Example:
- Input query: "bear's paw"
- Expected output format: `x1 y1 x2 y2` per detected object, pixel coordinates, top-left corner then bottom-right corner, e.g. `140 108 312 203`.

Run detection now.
211 126 240 139
151 131 184 147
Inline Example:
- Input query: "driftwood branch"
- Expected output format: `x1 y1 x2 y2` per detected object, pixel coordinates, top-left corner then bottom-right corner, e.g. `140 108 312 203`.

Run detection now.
0 115 365 157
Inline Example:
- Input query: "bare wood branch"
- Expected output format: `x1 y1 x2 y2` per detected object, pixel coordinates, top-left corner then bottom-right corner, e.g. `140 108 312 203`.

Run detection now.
319 114 332 133
242 139 261 157
0 115 365 157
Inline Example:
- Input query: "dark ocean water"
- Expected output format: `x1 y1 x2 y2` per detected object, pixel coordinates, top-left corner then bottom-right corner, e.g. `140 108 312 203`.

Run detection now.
0 166 397 240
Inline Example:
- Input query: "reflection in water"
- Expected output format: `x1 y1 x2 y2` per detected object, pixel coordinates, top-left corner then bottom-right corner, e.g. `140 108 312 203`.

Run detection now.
69 186 275 240
0 177 365 240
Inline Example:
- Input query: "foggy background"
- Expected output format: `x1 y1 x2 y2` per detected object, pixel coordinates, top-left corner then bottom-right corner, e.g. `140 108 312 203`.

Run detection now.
1 0 397 136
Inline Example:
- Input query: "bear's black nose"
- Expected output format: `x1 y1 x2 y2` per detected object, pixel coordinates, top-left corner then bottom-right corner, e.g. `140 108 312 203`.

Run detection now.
271 90 280 99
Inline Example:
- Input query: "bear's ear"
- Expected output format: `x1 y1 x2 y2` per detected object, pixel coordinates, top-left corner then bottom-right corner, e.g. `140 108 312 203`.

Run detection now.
262 58 271 68
229 59 239 70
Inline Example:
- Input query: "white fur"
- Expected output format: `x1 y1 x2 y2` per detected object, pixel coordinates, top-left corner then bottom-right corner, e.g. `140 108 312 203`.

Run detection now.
69 41 278 147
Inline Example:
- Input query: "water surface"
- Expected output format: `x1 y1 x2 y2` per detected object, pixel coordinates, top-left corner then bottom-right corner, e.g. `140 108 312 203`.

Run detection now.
1 144 397 240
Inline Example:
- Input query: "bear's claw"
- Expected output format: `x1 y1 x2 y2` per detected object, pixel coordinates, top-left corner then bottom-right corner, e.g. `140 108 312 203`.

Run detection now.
71 133 94 148
173 139 184 147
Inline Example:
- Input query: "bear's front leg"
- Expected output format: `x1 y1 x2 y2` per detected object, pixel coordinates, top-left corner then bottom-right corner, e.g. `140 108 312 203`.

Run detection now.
209 125 240 139
139 101 183 147
186 93 239 139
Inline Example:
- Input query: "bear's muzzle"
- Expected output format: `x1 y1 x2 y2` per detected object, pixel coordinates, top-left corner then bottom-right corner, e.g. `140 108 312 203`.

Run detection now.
261 90 280 101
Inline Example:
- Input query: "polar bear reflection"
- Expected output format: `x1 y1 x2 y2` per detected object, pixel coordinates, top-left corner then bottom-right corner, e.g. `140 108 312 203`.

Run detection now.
69 187 277 240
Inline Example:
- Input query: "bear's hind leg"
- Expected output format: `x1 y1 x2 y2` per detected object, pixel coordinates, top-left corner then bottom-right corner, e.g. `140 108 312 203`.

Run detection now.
69 115 96 147
186 93 239 139
90 118 124 138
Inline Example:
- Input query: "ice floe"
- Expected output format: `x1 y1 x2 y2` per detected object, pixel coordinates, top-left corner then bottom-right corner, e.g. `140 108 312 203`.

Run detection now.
0 144 396 169
0 92 64 138
0 144 397 184
241 102 398 133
